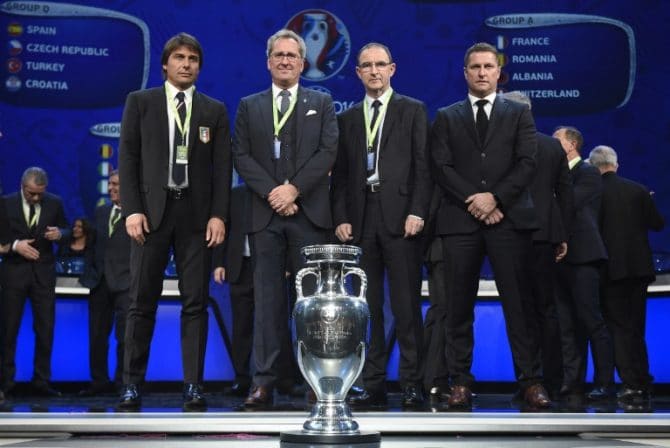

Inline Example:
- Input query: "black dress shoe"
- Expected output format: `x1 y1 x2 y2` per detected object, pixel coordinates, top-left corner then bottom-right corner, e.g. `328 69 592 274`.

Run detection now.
428 386 449 403
347 389 387 407
617 386 649 403
226 382 250 397
587 386 615 401
243 385 274 409
348 385 365 396
183 383 207 411
402 385 425 407
31 383 62 397
117 384 141 410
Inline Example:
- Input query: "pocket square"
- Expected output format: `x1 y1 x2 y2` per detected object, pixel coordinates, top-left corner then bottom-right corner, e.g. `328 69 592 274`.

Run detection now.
306 109 318 116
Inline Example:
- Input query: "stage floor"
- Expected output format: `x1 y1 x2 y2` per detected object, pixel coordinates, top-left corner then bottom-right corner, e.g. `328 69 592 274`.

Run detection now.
0 387 669 447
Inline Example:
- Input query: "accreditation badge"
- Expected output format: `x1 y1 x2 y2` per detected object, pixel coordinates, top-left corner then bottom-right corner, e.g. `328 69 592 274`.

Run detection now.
176 145 189 164
199 126 210 143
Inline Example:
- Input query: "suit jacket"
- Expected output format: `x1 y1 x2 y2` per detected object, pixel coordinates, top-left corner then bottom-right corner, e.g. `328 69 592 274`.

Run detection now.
79 203 131 292
599 172 664 281
1 191 69 266
529 132 573 244
118 85 232 231
430 96 538 234
563 160 607 264
213 184 250 284
331 92 432 241
232 86 338 233
0 196 10 245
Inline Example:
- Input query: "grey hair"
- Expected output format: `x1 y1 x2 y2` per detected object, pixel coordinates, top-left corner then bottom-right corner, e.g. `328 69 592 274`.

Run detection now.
266 29 306 59
501 90 532 109
588 145 618 167
21 166 48 186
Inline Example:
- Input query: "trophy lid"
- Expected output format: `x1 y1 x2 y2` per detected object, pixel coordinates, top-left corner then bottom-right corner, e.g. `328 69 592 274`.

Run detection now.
301 244 362 264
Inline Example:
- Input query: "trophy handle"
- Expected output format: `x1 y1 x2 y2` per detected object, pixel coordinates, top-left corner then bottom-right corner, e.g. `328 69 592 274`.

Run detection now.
343 266 367 301
295 266 319 301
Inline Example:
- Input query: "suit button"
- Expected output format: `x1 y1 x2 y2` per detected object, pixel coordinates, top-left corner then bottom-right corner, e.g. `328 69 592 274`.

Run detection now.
481 180 487 185
481 152 486 158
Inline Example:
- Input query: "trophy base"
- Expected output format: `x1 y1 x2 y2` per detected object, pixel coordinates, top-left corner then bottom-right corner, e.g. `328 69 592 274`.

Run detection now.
280 429 381 445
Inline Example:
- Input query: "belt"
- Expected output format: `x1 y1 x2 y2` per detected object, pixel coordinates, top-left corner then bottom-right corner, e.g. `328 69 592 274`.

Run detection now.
367 183 381 193
164 187 189 200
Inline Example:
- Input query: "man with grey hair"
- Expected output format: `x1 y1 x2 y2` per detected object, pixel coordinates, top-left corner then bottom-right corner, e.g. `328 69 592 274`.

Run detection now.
1 166 69 397
589 145 665 404
233 29 338 408
502 91 573 399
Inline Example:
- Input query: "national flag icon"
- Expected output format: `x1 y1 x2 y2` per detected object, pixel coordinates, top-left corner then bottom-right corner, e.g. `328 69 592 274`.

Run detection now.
97 162 110 176
497 53 508 68
8 23 23 37
97 179 109 194
96 197 108 207
8 40 22 56
5 76 21 92
497 35 508 50
7 58 22 74
100 143 113 158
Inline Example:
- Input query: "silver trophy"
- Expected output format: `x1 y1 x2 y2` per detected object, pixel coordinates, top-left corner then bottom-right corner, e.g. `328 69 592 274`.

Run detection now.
280 245 380 444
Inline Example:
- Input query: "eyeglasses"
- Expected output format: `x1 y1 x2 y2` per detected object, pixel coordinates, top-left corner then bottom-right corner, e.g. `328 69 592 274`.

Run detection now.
271 52 300 63
358 61 392 72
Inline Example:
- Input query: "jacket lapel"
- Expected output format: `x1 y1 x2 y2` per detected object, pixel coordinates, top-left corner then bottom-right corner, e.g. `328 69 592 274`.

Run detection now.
456 98 479 147
188 91 202 149
379 92 398 151
295 86 308 152
485 96 506 148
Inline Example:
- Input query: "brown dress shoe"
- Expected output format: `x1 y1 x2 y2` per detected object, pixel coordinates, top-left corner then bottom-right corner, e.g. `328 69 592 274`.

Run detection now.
243 385 274 409
447 385 472 408
524 384 552 408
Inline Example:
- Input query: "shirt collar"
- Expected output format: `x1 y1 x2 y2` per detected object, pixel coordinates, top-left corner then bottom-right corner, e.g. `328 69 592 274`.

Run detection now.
272 83 299 100
365 87 394 108
468 92 496 107
568 156 582 170
165 81 195 102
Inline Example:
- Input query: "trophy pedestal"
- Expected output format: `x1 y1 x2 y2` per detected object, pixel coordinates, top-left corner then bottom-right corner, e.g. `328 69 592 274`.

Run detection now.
280 429 381 444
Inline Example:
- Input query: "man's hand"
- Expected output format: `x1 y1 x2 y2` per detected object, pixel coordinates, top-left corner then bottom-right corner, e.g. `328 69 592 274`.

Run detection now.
213 267 226 284
268 184 299 212
483 208 504 225
276 203 299 217
206 217 226 248
44 226 61 241
404 216 424 238
555 242 568 262
335 223 353 242
15 239 39 260
466 192 497 220
126 213 149 245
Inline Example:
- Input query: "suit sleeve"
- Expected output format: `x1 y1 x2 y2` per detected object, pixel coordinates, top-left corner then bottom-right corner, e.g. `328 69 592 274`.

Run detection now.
554 144 574 237
490 106 537 209
290 94 339 195
210 100 232 222
407 101 432 218
644 188 665 232
232 98 279 198
118 92 144 217
331 113 350 226
430 109 479 202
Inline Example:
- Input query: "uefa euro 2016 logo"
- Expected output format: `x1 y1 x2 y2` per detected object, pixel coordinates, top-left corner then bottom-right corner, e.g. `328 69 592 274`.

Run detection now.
286 9 351 82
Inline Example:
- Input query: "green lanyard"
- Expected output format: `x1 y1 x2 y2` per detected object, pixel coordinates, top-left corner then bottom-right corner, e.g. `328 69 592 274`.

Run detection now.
166 85 193 145
272 91 297 137
363 98 387 151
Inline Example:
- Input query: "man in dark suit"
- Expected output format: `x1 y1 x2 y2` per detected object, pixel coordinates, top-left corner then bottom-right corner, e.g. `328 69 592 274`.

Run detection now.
331 42 430 407
588 145 665 403
1 166 69 397
232 29 338 408
502 91 574 398
552 126 614 401
430 42 550 409
78 170 130 396
117 32 232 411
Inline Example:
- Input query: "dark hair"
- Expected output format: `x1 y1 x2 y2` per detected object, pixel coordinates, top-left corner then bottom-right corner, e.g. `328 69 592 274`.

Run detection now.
555 125 584 152
464 42 498 67
357 42 393 65
161 32 203 79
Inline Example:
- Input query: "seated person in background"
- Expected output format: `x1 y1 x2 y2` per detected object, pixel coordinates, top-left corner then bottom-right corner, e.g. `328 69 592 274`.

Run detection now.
57 217 94 274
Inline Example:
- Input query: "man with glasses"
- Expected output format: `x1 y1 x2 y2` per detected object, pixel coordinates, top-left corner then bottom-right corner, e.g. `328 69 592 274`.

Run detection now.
331 42 431 407
232 29 338 409
1 166 69 397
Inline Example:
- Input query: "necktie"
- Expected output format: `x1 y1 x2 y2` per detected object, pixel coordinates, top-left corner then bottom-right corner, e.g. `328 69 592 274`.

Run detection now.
368 99 382 177
28 203 36 232
475 99 488 144
172 91 187 186
279 89 291 116
109 207 121 237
